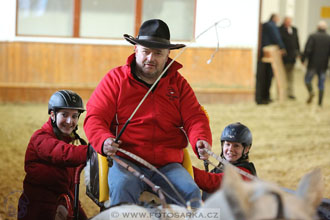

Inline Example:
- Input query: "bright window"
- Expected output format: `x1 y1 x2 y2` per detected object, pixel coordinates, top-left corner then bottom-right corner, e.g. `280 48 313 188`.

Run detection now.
80 0 135 38
17 0 74 37
16 0 195 41
142 0 195 41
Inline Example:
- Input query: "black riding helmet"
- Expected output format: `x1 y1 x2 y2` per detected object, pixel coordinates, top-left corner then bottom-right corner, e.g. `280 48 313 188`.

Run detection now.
48 90 86 142
220 122 252 161
48 90 87 144
48 90 85 114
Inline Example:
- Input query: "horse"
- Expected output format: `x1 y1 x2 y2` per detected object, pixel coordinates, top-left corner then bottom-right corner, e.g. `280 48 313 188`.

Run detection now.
90 165 324 220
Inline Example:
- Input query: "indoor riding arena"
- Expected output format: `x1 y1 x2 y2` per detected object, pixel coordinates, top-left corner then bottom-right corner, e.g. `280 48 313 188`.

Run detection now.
2 66 330 219
1 0 330 219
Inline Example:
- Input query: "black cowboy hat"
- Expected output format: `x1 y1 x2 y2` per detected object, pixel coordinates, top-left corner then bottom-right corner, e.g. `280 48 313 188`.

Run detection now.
123 19 185 50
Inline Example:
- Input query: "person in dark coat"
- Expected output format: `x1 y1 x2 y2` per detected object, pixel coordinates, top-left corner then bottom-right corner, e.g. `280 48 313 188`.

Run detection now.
279 16 301 99
301 20 330 106
256 13 286 105
17 90 88 220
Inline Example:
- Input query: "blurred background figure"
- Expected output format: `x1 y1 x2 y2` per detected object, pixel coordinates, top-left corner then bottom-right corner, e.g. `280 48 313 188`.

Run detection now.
279 16 301 100
301 20 330 107
256 13 286 105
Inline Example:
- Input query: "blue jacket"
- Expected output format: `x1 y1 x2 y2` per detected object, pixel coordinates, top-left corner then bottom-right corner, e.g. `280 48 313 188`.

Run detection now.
261 21 285 49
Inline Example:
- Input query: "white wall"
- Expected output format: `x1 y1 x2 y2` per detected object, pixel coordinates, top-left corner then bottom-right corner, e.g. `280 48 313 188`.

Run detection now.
295 0 310 50
294 0 330 51
261 0 280 22
0 0 16 41
194 0 260 72
305 0 330 35
195 0 260 48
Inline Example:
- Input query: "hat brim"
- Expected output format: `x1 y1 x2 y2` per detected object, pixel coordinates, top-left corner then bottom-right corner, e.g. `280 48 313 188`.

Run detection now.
123 34 185 50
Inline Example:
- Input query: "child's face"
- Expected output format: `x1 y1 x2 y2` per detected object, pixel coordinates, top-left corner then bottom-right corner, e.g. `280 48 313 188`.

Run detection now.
223 141 250 162
51 109 79 135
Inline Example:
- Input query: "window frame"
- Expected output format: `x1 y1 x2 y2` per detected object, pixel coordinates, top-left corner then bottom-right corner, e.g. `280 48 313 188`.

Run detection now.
15 0 196 41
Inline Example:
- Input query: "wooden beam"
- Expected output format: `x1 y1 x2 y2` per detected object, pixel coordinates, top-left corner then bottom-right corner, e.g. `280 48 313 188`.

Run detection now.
192 0 197 40
73 0 81 37
135 0 143 36
262 45 287 102
257 0 263 60
15 0 19 36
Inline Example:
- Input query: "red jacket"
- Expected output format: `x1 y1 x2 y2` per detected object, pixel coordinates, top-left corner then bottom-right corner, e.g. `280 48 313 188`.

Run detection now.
193 166 253 193
20 118 87 218
84 54 212 167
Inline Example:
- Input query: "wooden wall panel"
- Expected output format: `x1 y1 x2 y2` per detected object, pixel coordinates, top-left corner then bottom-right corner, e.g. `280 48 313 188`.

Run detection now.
175 48 253 88
0 42 254 103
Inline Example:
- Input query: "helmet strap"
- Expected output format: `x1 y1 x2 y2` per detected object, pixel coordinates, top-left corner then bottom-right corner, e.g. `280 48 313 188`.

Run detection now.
241 146 248 159
50 110 63 140
50 110 59 134
235 146 249 163
50 109 57 124
72 128 87 145
53 126 64 141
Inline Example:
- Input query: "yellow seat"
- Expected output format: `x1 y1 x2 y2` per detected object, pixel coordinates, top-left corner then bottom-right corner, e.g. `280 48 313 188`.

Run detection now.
97 148 194 203
182 147 194 179
97 154 110 203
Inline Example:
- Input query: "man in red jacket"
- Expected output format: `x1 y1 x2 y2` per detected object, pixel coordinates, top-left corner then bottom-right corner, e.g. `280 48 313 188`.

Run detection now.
18 90 88 220
193 122 256 200
84 19 212 208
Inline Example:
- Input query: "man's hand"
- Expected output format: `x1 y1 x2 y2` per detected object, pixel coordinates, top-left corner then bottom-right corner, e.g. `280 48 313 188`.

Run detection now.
196 140 211 160
103 138 121 156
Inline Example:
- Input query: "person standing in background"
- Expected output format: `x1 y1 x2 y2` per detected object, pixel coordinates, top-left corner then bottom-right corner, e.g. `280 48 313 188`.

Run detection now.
279 16 301 100
301 20 330 106
256 13 286 105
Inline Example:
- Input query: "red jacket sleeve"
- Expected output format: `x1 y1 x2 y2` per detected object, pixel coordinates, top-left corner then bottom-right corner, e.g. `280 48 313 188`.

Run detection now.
83 70 120 155
193 166 223 193
193 166 253 193
29 131 88 166
177 75 212 156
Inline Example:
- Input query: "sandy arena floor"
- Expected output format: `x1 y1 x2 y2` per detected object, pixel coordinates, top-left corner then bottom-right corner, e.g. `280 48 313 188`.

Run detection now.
0 68 329 219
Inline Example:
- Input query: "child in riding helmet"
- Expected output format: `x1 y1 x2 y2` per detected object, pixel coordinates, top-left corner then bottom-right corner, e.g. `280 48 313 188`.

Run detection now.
193 122 257 197
18 90 88 220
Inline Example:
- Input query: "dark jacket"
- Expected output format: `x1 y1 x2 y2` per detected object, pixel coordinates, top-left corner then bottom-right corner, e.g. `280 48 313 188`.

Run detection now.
261 21 285 49
279 25 300 64
301 29 330 72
